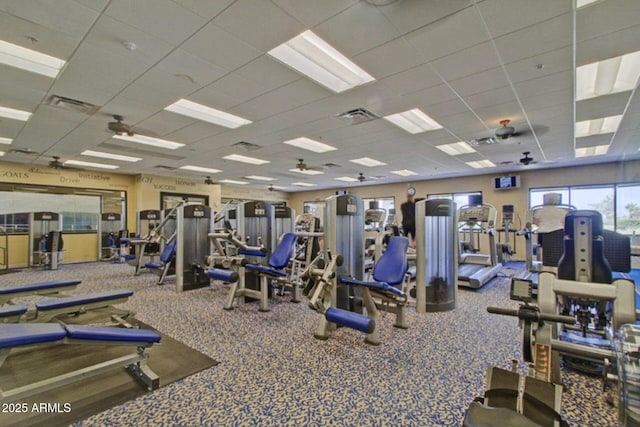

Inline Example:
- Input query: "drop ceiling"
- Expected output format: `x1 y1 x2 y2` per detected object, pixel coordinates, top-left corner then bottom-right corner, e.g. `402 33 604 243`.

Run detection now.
0 0 638 191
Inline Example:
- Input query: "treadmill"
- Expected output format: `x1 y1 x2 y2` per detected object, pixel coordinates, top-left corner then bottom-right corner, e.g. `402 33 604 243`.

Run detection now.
457 203 502 288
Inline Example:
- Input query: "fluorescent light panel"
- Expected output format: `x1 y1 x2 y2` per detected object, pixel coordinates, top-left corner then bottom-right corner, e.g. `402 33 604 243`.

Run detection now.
220 179 249 185
349 157 387 167
576 0 600 8
64 160 119 170
288 168 324 175
223 154 270 165
384 108 443 134
576 50 640 101
0 105 31 121
179 165 222 174
0 151 4 156
335 176 359 182
164 99 251 129
436 141 476 156
113 134 184 150
576 145 609 157
283 137 337 153
0 137 12 145
390 169 418 177
268 30 374 93
292 182 316 187
466 160 496 169
0 40 66 78
245 175 276 181
575 115 623 137
81 150 141 162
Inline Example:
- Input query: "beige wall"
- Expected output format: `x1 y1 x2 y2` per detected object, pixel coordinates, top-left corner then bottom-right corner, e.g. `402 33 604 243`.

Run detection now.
287 160 640 259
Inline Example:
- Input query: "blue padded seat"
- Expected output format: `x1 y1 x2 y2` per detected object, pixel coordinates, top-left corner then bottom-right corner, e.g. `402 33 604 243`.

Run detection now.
245 264 288 277
269 233 297 269
0 323 66 349
145 241 176 269
373 236 409 285
0 304 27 318
0 280 81 295
35 290 134 311
244 233 297 277
122 254 137 260
339 236 409 297
65 325 161 343
239 248 267 257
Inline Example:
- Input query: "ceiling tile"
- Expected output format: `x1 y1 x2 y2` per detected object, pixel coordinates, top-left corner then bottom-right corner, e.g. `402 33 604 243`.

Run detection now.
272 0 359 27
105 0 206 45
576 0 640 42
576 24 640 65
155 49 229 88
431 42 500 82
379 63 442 97
576 92 631 121
378 0 474 36
181 22 263 72
477 0 571 39
213 0 305 52
177 0 235 19
448 67 506 97
354 37 425 79
315 1 401 57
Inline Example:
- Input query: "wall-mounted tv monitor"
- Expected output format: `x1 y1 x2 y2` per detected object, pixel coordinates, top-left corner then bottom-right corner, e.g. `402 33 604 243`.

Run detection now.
493 175 520 190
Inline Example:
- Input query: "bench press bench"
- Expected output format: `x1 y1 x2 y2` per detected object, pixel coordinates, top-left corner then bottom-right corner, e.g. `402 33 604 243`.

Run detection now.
0 323 161 402
34 289 134 323
0 280 81 305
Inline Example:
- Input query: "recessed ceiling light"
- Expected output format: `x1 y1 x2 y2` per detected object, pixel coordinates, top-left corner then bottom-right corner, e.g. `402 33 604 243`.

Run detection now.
576 144 609 157
64 160 119 170
113 134 185 150
0 39 66 78
0 151 5 156
390 169 418 177
220 179 249 185
466 160 496 169
288 168 324 175
349 157 387 167
335 176 359 182
283 137 337 153
292 182 317 187
0 105 32 121
436 141 477 156
0 137 12 145
179 165 222 174
246 175 277 181
576 50 640 101
223 154 270 165
81 150 141 162
383 108 443 134
575 115 623 137
165 99 252 129
268 30 375 93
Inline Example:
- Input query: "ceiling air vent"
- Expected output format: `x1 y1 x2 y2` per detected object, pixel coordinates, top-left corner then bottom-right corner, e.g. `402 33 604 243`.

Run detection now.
153 165 178 171
336 108 380 125
45 95 100 115
468 137 497 146
232 141 262 150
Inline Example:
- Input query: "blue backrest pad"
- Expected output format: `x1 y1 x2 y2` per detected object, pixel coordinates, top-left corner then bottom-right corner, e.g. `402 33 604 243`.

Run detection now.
160 241 177 263
373 236 409 285
269 233 297 269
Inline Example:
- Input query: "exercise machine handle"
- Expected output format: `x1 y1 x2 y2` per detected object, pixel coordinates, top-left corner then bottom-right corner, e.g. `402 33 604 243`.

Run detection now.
487 306 575 325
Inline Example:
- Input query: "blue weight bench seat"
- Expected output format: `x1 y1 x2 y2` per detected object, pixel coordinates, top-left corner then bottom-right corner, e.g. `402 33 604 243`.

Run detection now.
145 241 176 285
225 233 297 312
0 280 81 305
0 323 160 402
0 305 27 323
328 236 410 346
33 290 134 323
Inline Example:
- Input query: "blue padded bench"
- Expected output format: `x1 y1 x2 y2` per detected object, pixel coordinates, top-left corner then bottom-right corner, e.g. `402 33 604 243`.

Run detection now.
34 290 133 323
226 233 297 312
145 241 176 285
0 280 81 305
0 304 27 323
207 268 239 283
0 323 161 400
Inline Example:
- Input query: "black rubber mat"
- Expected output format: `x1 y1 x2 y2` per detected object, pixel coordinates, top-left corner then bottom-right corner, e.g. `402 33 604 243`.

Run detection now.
0 320 218 427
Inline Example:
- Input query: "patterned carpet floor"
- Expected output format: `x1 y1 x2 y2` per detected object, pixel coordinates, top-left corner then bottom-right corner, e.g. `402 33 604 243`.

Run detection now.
0 262 620 426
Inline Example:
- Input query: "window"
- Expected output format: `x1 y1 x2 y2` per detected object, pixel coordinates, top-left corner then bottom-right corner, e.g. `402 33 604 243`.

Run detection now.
616 184 640 235
428 191 482 209
529 183 639 233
